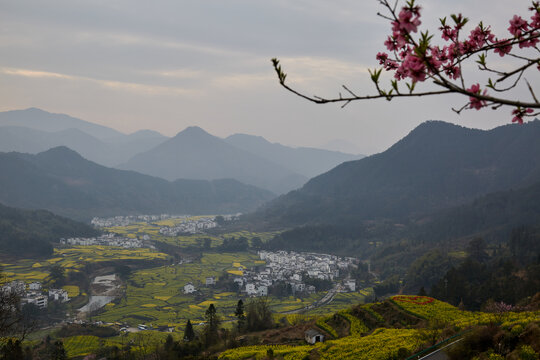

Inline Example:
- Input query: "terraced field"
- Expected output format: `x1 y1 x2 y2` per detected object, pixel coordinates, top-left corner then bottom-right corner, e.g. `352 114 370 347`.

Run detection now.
219 295 540 360
95 252 327 329
105 218 279 249
0 246 169 284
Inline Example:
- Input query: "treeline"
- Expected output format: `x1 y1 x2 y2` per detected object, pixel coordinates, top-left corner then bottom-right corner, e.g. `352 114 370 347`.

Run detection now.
265 224 382 256
404 226 540 310
0 203 99 258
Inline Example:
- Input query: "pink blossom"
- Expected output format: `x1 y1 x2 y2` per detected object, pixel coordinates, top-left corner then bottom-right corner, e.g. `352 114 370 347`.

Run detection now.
397 8 422 34
467 83 487 110
518 34 540 48
493 39 512 56
508 15 529 37
468 26 495 49
384 36 398 51
440 25 457 41
443 64 461 80
512 107 534 124
401 53 427 82
531 11 540 28
376 52 389 65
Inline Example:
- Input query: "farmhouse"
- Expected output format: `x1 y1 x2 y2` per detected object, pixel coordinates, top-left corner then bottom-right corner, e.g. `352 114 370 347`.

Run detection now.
23 293 48 309
305 329 325 344
184 283 196 294
29 282 42 291
49 289 69 302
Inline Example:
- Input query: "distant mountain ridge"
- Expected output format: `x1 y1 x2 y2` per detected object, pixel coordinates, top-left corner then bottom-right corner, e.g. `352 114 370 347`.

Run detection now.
0 108 169 167
0 147 275 221
225 133 363 178
251 120 540 227
0 108 362 193
0 107 124 140
119 126 308 194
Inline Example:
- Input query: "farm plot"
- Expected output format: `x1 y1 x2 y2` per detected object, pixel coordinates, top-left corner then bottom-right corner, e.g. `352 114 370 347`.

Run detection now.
105 220 280 249
0 246 168 284
96 252 323 329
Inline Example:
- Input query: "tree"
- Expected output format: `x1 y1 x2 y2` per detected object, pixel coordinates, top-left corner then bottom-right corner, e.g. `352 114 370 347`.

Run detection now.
183 319 195 342
203 304 220 346
466 237 489 262
234 300 246 332
48 264 65 287
0 272 35 341
272 0 540 123
245 298 274 332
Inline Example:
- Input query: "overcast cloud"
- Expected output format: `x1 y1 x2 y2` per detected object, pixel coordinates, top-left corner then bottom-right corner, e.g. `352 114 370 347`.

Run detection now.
0 0 536 154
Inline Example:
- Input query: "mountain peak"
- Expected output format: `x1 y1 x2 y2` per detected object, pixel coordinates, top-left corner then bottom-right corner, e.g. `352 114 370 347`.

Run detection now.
176 126 209 137
36 146 85 162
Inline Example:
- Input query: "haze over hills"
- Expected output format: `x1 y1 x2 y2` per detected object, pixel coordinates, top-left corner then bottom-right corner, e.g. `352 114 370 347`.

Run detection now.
0 107 124 140
0 126 167 167
119 126 308 194
0 108 363 193
225 133 363 178
0 146 275 221
0 108 168 166
251 120 540 228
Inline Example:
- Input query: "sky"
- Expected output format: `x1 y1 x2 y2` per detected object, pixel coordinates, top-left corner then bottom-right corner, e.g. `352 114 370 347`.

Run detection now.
0 0 537 154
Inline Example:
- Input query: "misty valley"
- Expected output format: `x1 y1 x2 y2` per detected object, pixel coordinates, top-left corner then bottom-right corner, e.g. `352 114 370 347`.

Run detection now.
0 109 539 359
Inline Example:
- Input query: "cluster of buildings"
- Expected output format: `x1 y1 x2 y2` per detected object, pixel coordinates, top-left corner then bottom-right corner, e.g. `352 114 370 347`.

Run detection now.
91 214 187 227
60 233 147 248
240 251 358 297
1 280 69 309
159 217 217 236
181 251 359 298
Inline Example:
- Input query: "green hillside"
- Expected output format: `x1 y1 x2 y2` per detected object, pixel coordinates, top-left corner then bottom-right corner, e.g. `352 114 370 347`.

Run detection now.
0 147 275 220
0 202 99 258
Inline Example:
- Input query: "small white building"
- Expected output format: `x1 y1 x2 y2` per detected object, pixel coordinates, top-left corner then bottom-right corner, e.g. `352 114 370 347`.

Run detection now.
257 285 268 297
305 329 325 344
2 280 26 295
23 294 48 309
245 283 257 296
49 289 69 302
183 283 196 294
205 277 215 286
344 279 356 292
29 282 42 291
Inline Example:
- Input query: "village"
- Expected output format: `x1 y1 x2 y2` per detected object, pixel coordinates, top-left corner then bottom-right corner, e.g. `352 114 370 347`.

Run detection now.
90 214 185 227
90 213 240 229
158 216 218 236
1 280 69 310
60 233 148 248
182 250 360 299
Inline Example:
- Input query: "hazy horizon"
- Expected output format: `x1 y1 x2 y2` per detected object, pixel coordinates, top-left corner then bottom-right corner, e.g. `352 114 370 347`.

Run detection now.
1 0 535 154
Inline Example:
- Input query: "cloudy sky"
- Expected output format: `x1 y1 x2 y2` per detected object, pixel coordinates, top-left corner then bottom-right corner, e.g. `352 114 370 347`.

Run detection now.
0 0 536 154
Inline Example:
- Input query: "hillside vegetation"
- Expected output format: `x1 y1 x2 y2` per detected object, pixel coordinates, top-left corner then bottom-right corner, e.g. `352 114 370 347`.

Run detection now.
0 147 275 220
0 202 99 257
251 120 540 227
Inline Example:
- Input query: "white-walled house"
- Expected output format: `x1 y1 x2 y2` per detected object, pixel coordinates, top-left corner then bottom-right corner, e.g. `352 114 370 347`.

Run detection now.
344 279 356 292
257 285 268 297
245 283 257 296
28 282 42 291
49 289 69 302
183 283 196 294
